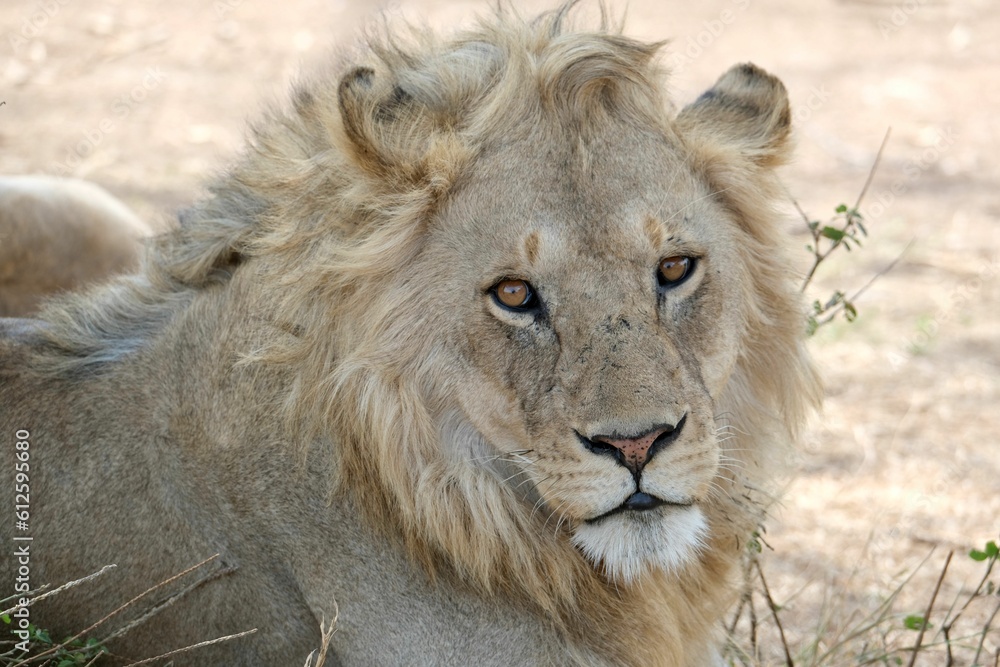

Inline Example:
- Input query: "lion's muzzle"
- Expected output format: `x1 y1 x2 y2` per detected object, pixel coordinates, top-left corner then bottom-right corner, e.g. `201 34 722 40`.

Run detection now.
578 413 687 476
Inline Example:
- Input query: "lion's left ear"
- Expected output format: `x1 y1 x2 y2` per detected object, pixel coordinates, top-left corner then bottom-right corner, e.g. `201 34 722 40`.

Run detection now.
675 63 791 168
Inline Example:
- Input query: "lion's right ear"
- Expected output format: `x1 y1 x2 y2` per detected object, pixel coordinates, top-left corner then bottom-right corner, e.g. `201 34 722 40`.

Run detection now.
675 63 791 168
338 66 422 173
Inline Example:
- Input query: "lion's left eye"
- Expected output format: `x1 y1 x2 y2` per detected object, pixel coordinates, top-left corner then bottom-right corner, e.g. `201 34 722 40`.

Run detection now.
657 256 695 287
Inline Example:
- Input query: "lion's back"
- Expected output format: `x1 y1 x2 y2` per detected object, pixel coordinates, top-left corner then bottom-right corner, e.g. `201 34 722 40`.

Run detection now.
0 176 152 318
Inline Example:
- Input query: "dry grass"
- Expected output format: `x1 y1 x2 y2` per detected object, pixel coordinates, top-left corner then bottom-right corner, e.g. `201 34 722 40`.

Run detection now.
726 541 999 667
0 556 259 666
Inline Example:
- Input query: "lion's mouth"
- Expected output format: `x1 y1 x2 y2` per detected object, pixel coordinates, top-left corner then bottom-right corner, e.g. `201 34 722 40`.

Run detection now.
585 492 694 524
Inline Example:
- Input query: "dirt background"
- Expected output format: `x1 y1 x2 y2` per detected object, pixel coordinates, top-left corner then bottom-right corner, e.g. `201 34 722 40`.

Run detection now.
2 0 997 663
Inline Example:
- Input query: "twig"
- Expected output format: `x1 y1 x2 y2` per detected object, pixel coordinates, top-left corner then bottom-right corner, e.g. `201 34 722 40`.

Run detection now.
98 560 237 645
728 593 749 637
906 550 952 667
728 552 755 638
303 605 339 667
756 559 795 667
749 582 759 660
120 628 258 666
799 127 892 293
11 555 220 666
972 596 1000 667
940 547 996 665
943 546 997 630
813 239 913 327
815 549 934 664
0 565 117 617
82 650 105 667
852 128 892 213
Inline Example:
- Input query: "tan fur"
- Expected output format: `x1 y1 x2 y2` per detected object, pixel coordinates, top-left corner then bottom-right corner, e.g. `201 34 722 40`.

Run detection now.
0 176 151 317
0 6 819 666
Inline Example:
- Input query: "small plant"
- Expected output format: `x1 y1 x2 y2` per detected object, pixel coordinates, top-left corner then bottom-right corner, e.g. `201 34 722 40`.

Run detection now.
801 200 868 335
926 540 1000 667
796 129 902 337
0 615 107 666
726 539 1000 666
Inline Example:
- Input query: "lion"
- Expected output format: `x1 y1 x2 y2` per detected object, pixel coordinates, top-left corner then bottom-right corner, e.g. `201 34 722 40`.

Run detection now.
0 6 820 666
0 176 151 317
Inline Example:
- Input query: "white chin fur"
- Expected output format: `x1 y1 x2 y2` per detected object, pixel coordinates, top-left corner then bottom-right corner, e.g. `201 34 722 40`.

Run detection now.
571 505 708 584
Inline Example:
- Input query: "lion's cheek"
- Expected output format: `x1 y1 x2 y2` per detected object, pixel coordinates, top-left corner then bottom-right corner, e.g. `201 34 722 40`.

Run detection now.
674 284 744 398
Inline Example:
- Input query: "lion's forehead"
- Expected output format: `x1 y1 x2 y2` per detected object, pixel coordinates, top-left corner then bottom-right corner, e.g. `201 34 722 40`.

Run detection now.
447 148 719 267
449 190 723 289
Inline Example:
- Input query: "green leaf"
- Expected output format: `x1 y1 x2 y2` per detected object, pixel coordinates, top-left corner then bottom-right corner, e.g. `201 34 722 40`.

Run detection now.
835 204 848 213
1 613 10 624
844 302 858 322
824 292 844 310
806 317 819 337
903 614 930 631
970 549 988 561
986 540 999 557
820 226 846 242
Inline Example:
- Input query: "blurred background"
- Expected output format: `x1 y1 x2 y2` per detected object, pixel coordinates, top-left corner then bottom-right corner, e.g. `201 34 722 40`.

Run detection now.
2 0 997 662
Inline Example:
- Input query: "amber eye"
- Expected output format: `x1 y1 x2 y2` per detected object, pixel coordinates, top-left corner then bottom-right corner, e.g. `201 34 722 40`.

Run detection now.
658 256 694 286
492 279 538 311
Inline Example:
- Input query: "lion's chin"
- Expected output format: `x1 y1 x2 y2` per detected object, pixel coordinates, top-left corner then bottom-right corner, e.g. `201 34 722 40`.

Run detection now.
570 505 708 584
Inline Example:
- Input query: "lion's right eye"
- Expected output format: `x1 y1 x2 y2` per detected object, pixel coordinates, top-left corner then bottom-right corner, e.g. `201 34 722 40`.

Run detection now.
492 279 538 311
657 256 696 287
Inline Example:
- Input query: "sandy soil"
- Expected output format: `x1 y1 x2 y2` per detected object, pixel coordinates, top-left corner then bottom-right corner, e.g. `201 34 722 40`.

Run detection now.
2 0 997 663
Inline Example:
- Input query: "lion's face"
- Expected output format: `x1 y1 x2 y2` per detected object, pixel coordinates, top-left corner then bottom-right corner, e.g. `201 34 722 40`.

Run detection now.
412 121 750 582
323 27 809 592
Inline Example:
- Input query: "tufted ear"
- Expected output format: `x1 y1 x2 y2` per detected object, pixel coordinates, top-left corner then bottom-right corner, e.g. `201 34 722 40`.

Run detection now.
338 66 422 172
675 63 791 168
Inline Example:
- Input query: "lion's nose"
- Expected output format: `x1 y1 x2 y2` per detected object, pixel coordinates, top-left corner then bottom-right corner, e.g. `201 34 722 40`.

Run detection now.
586 415 687 476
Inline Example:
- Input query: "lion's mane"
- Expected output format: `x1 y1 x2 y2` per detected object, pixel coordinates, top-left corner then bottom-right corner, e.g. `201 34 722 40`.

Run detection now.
27 5 820 665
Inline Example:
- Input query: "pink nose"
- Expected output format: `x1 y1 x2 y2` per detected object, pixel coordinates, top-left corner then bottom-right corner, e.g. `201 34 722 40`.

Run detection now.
592 426 672 475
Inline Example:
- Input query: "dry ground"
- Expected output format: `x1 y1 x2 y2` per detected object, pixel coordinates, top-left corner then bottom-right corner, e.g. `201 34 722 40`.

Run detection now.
2 0 997 663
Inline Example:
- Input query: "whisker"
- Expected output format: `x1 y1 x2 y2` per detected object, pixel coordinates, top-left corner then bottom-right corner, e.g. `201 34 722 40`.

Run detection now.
466 448 537 465
718 423 750 437
501 469 530 485
529 485 555 523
